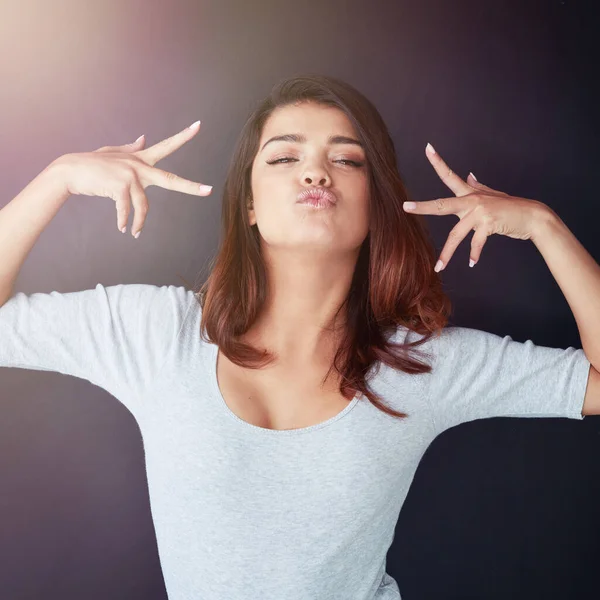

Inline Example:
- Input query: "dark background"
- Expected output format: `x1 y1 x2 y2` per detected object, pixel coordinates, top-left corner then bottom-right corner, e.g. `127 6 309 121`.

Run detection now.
0 0 598 598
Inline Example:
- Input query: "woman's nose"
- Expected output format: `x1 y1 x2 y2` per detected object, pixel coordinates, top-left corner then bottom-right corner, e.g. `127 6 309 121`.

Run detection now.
301 157 331 185
303 167 329 185
304 175 328 185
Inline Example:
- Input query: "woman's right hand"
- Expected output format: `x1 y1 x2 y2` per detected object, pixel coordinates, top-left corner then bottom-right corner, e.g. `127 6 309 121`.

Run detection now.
52 120 212 238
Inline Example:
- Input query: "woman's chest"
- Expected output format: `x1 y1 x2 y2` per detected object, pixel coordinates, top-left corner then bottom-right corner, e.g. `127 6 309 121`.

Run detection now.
216 349 354 431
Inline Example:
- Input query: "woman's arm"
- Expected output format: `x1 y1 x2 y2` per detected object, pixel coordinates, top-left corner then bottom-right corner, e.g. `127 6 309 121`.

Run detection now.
0 160 70 306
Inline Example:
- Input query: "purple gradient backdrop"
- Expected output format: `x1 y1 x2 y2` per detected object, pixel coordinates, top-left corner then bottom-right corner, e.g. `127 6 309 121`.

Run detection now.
0 1 598 599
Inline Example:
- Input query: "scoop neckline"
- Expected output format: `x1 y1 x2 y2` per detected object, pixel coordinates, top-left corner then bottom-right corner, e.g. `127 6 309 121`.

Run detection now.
208 342 361 436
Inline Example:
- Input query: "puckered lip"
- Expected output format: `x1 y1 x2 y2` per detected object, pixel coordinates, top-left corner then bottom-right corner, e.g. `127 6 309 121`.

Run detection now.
296 187 337 204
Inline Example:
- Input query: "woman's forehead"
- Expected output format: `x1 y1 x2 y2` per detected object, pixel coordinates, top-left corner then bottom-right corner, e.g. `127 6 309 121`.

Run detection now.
263 102 355 136
260 108 359 153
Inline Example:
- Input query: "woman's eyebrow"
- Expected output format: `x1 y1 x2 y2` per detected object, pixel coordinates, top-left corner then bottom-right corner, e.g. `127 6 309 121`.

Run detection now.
260 133 364 153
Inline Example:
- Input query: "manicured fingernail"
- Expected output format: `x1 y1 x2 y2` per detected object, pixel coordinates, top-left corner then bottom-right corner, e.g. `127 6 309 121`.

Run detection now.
134 134 145 143
426 143 436 155
469 259 476 268
403 201 416 210
469 172 477 181
434 259 444 272
199 185 213 193
189 120 201 130
134 231 141 239
120 226 126 234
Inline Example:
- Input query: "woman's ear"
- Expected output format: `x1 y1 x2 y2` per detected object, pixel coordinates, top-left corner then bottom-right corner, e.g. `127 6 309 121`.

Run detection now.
247 197 256 226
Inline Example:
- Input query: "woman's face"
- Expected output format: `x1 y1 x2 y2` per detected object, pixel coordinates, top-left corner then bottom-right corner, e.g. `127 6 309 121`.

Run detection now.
249 101 370 256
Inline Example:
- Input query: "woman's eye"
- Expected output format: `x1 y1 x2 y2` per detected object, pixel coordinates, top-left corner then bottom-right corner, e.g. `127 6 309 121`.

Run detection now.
266 157 364 167
267 157 297 164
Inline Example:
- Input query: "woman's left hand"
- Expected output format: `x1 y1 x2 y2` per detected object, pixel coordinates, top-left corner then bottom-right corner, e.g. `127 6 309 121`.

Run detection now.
403 143 552 272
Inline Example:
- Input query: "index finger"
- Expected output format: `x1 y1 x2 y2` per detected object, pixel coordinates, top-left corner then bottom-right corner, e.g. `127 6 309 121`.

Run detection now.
425 143 472 197
142 164 213 196
137 120 201 167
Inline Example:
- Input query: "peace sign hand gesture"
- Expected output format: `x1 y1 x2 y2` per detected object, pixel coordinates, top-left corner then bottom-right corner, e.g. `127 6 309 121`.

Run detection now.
403 143 551 272
53 120 213 238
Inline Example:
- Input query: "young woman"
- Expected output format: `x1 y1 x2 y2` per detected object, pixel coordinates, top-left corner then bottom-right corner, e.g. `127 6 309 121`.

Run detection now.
0 74 597 600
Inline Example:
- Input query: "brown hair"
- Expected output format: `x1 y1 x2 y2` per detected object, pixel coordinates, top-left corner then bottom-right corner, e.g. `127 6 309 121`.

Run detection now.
193 73 452 420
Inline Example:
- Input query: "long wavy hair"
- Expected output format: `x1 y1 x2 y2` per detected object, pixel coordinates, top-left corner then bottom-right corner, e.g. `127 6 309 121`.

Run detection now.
192 73 452 420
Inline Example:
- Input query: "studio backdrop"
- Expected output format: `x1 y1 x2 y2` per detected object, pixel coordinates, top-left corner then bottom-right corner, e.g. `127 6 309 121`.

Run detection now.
0 1 598 599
